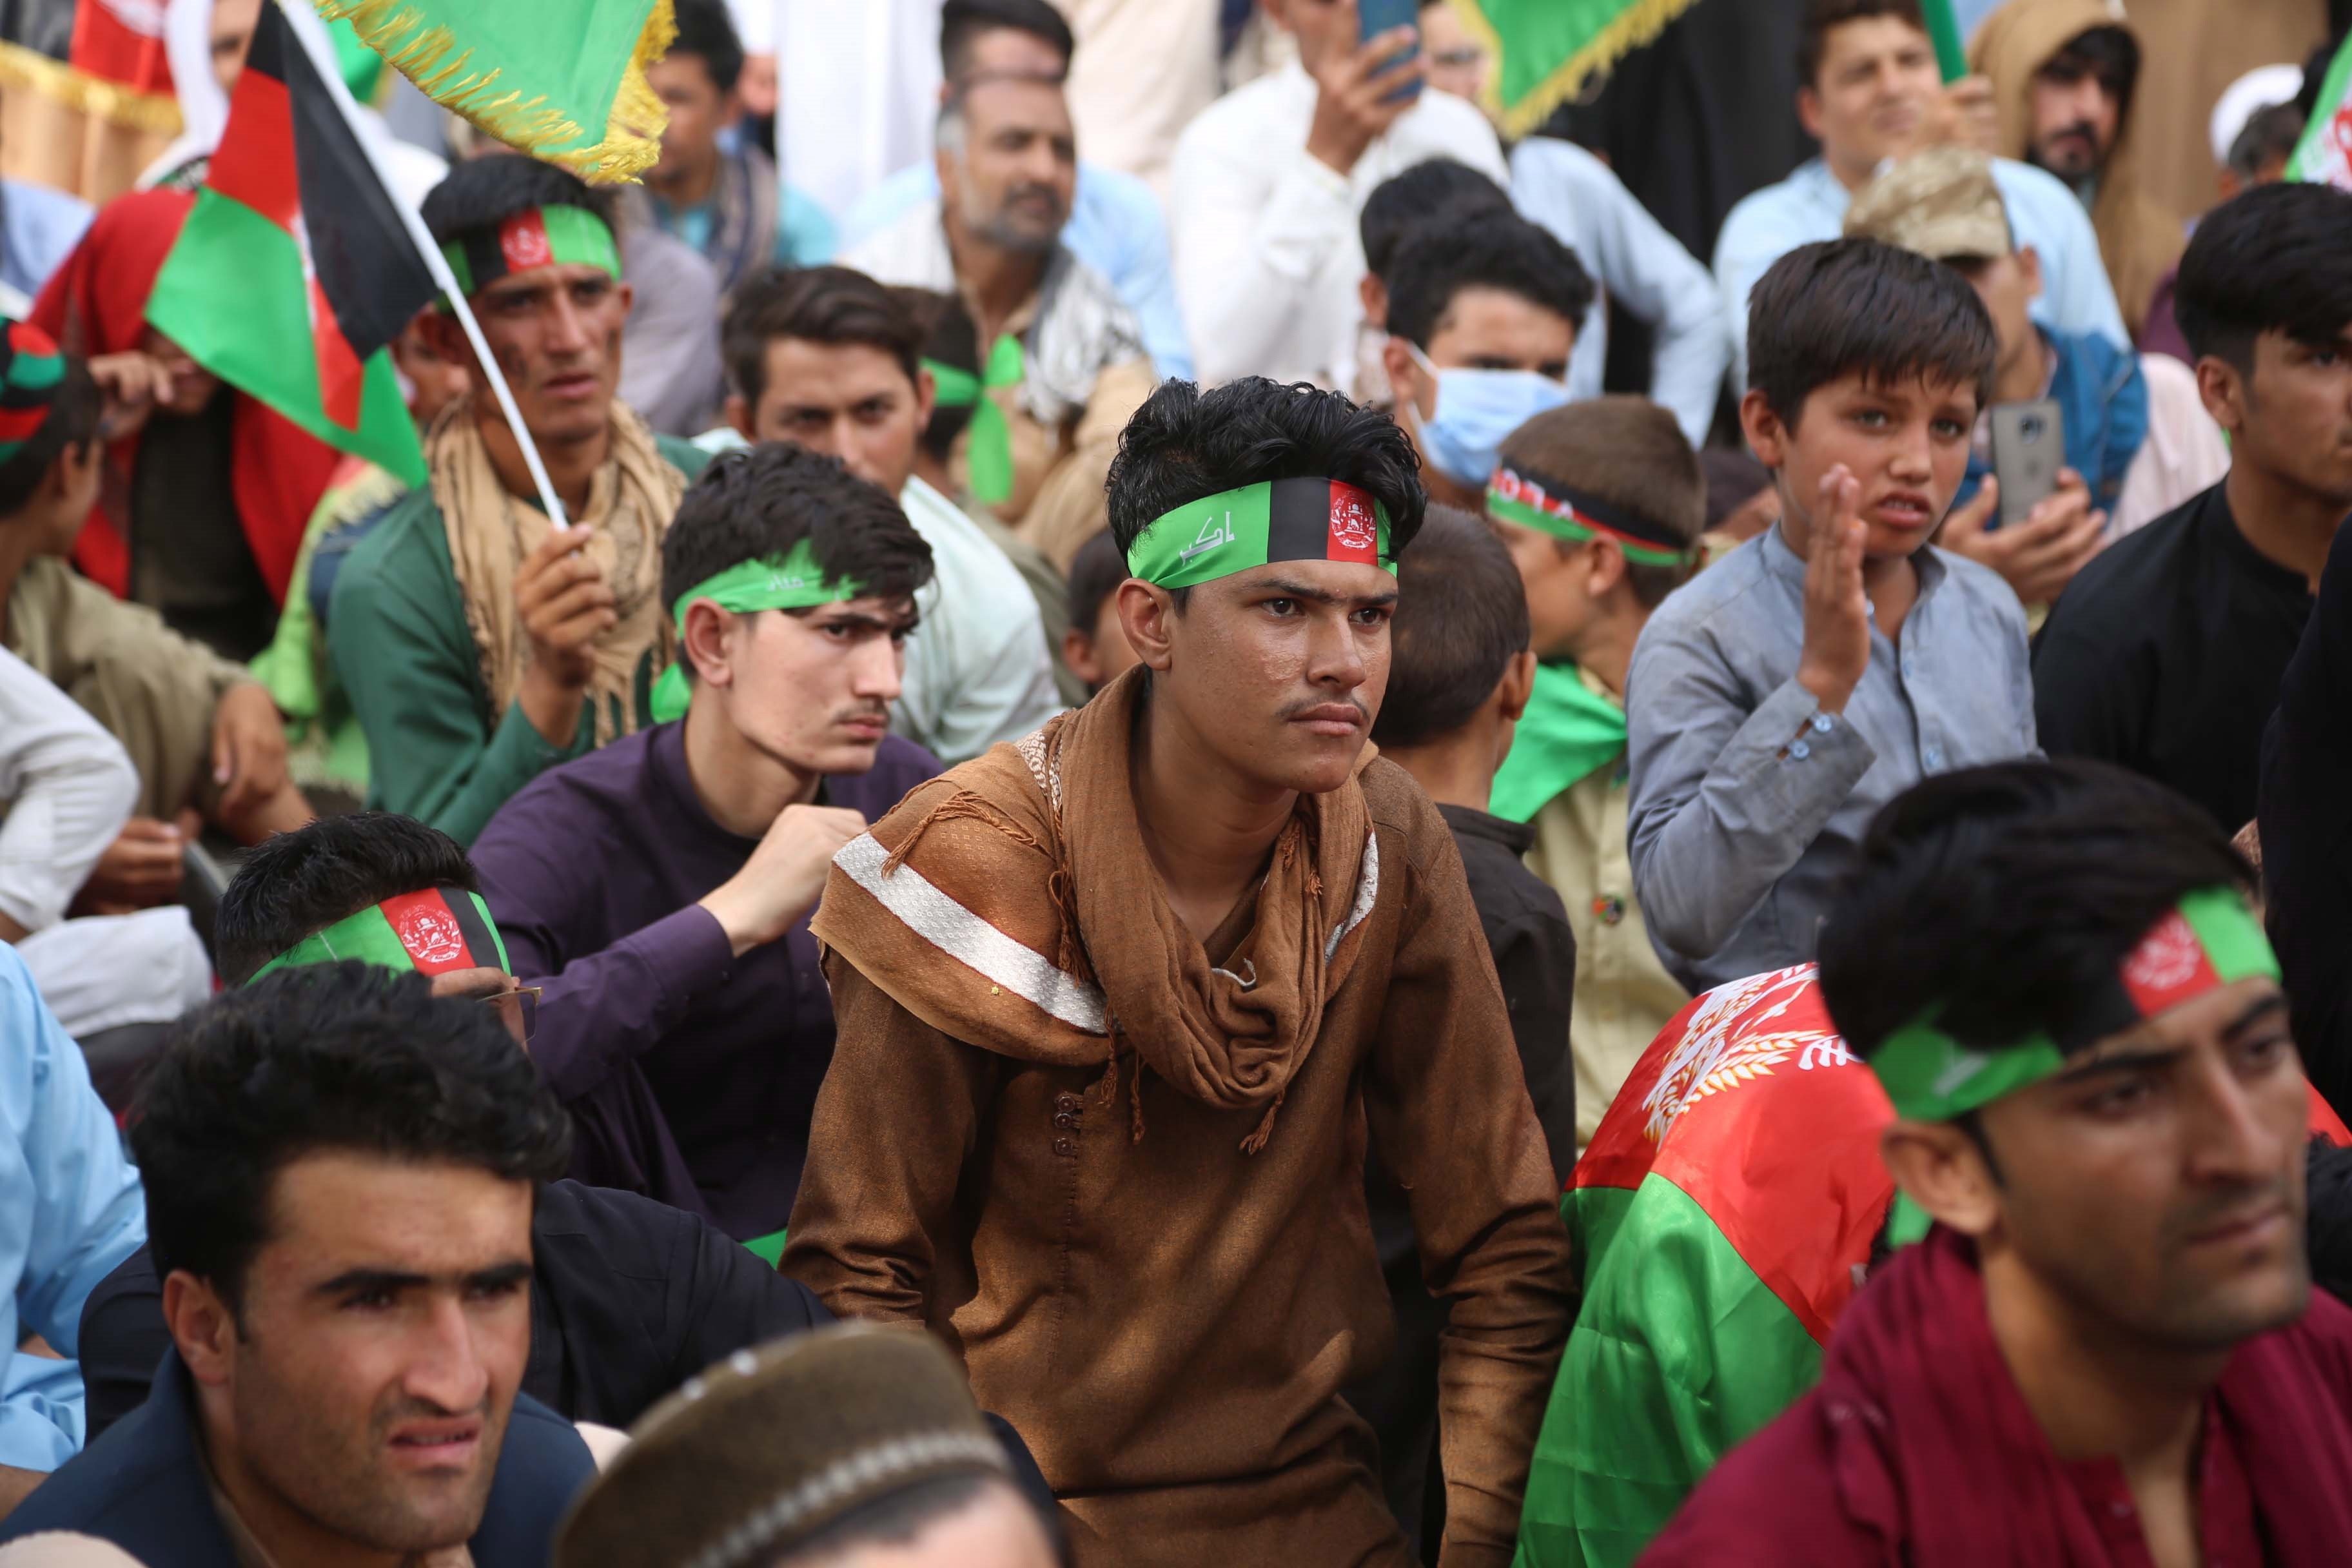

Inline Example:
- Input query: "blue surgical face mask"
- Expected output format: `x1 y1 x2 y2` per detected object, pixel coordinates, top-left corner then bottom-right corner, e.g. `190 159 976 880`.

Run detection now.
1408 343 1572 487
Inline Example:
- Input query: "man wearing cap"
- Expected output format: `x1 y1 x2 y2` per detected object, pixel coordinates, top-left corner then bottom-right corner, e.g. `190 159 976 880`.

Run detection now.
473 443 939 1248
1647 758 2352 1563
1845 146 2226 573
329 155 711 848
788 377 1574 1565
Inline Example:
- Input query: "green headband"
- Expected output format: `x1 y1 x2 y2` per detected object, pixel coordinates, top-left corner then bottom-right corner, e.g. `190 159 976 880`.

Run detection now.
647 541 867 723
1487 466 1690 569
1125 478 1395 590
923 333 1022 505
247 887 511 985
1870 888 2281 1124
440 204 621 299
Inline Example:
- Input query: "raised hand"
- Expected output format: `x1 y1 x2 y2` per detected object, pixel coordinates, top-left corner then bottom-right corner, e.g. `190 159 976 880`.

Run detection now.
1795 466 1872 715
1938 469 2106 607
1304 8 1426 177
698 803 871 956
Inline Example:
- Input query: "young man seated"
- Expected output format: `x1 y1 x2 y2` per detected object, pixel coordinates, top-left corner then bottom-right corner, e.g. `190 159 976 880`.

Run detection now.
1844 144 2224 571
719 264 1061 763
1351 504 1577 1547
1484 398 1703 1151
1648 758 2352 1562
1379 209 1592 514
0 965 594 1561
1057 529 1139 696
1627 238 2036 994
2034 182 2352 836
0 322 309 913
471 443 939 1249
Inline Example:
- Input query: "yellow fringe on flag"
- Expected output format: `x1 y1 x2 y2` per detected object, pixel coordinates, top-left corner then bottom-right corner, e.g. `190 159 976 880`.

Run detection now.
1449 0 1703 142
313 0 676 184
0 39 182 136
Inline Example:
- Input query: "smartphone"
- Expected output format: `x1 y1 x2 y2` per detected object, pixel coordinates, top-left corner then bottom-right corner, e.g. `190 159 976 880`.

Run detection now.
1988 398 2063 531
1358 0 1423 104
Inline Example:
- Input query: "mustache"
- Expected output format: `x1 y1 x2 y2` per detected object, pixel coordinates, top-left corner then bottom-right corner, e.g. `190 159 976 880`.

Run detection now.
2162 1179 2295 1245
2053 119 2099 144
1277 694 1370 723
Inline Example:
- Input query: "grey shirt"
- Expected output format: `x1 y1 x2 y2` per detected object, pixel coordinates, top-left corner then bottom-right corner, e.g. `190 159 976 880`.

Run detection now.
1625 525 2037 993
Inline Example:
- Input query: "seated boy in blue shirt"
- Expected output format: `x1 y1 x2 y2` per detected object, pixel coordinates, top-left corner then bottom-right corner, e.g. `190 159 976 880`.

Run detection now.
1626 238 2039 993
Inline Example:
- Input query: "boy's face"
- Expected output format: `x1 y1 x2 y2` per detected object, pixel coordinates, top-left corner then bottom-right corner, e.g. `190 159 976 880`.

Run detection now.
2206 328 2352 511
1801 17 1943 180
1063 594 1141 694
1953 248 2043 385
1741 369 1978 561
1492 514 1599 658
25 440 104 556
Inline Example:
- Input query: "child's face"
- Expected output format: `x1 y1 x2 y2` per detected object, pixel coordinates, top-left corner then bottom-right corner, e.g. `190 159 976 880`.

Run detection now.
1493 514 1597 658
1063 597 1141 694
1741 370 1977 561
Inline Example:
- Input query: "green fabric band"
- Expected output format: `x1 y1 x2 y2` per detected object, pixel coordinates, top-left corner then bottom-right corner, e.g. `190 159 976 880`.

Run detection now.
1487 467 1690 568
440 204 622 299
247 887 511 984
1870 888 2280 1124
923 335 1022 505
648 541 867 723
1124 477 1395 590
1489 662 1629 824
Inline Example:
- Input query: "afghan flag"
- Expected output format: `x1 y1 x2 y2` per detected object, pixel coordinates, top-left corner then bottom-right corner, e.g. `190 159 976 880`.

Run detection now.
1447 0 1702 140
2291 34 2352 190
144 0 430 487
309 0 674 183
1512 964 2352 1568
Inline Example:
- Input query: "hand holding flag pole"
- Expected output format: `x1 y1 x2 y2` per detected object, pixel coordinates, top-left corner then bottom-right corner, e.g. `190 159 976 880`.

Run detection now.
273 0 574 529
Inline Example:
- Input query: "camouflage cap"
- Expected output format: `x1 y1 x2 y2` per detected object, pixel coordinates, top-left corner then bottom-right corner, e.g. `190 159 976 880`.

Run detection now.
1843 145 2013 262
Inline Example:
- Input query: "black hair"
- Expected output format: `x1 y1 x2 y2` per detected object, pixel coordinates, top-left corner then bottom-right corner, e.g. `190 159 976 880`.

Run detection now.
770 1473 1066 1567
2175 182 2352 373
665 0 746 94
661 443 935 680
1747 238 1997 429
1798 0 1926 88
1358 158 1513 283
216 812 478 986
723 265 924 406
1818 760 2253 1062
1107 378 1427 609
1064 527 1127 638
1498 397 1704 611
2036 24 2139 114
1368 504 1529 749
1384 210 1595 349
2228 101 2308 182
0 358 100 519
132 963 571 1314
939 0 1073 80
422 154 611 254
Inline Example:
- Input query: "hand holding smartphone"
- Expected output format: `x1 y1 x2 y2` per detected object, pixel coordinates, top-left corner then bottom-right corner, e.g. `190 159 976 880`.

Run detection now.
1988 398 2063 531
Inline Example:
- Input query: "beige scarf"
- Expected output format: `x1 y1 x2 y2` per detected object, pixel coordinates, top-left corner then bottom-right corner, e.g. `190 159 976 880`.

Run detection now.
429 396 687 745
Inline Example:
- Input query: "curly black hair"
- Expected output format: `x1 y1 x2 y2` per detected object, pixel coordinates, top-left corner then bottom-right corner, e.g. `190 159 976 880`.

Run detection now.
1384 209 1594 348
215 813 479 986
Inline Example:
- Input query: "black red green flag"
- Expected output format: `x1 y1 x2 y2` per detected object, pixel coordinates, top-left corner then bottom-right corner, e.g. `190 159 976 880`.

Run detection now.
142 0 428 484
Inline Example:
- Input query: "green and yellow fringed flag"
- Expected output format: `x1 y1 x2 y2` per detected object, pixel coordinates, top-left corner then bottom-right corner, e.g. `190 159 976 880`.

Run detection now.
306 0 676 183
1447 0 1701 141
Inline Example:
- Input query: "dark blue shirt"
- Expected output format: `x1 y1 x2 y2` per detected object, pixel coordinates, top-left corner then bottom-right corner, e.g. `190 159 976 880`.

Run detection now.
473 722 940 1239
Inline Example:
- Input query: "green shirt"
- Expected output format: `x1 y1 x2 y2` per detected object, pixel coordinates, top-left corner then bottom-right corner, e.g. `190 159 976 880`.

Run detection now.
327 435 709 847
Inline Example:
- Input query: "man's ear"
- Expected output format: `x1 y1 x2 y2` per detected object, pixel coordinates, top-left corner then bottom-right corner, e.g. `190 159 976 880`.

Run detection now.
1115 579 1179 674
725 393 756 442
680 600 736 691
2016 244 2044 302
1879 1119 2005 1239
914 365 937 429
163 1270 239 1389
2195 353 2248 434
1358 273 1388 330
413 310 483 384
1738 387 1791 471
1583 536 1630 600
1496 647 1537 722
1382 335 1423 417
1061 625 1102 688
1796 86 1825 142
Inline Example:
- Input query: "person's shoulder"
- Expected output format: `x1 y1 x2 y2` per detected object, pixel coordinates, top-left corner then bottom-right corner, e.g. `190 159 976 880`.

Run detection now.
475 726 656 863
1359 756 1458 874
2045 489 2211 629
331 484 449 607
1925 546 2032 629
654 430 714 482
1989 157 2093 221
496 725 658 816
1177 69 1286 142
1638 1389 1872 1564
475 1391 593 1550
0 1393 209 1549
1508 134 1615 197
1076 161 1162 222
1714 170 1812 253
1643 533 1778 636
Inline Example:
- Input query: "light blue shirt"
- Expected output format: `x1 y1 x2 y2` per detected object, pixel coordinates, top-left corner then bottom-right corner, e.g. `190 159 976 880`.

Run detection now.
843 161 1195 382
1712 157 2128 390
0 946 146 1471
1510 137 1729 450
1625 526 2038 994
0 181 92 308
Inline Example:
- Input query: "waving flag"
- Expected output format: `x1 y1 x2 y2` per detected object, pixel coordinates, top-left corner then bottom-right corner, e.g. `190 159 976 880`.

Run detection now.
2291 34 2352 190
143 0 429 483
310 0 673 182
1448 0 1701 140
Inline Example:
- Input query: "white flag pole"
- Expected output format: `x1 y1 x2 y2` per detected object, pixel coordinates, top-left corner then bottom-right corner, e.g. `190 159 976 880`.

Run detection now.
276 0 575 530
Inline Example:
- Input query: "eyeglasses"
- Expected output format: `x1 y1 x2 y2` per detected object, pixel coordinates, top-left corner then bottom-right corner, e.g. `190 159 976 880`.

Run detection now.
482 986 542 1044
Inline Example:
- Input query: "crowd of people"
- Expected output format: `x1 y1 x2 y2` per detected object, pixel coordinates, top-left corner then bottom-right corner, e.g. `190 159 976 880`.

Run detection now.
0 0 2346 1561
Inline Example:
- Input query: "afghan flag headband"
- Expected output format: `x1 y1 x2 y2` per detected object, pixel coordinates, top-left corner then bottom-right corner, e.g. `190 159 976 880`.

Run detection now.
0 321 63 468
1125 477 1394 590
247 887 511 985
647 539 869 722
1487 464 1691 569
1871 887 2281 1124
440 205 622 301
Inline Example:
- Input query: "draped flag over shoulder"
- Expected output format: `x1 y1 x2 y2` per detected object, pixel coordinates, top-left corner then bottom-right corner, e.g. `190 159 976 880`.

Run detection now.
2290 33 2352 190
144 0 429 484
309 0 675 182
1447 0 1701 141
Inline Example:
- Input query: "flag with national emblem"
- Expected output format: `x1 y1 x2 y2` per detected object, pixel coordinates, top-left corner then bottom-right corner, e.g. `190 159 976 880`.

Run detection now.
2290 32 2352 190
1445 0 1701 140
142 0 431 485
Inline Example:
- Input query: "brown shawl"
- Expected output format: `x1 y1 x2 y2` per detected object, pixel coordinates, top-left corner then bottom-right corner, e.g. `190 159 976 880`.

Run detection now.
429 396 686 745
810 665 1382 1149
